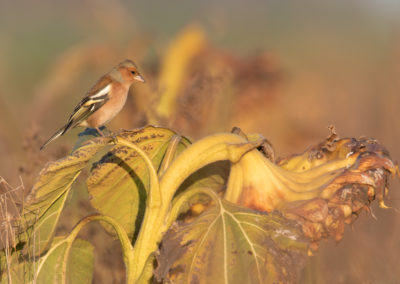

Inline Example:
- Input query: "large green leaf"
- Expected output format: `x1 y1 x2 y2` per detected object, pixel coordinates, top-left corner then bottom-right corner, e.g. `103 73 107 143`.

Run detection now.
66 238 94 284
36 237 94 284
87 126 191 239
156 199 308 284
25 191 69 257
22 138 110 255
0 238 94 284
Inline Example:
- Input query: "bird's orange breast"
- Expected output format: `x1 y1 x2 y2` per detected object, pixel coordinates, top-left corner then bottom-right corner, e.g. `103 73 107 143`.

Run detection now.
86 83 129 127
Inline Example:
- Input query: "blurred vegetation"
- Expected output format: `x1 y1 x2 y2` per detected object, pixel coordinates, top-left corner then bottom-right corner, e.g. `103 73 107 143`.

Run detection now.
0 0 399 283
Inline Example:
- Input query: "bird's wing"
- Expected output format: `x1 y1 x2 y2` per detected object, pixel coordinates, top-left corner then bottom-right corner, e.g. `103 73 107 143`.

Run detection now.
63 78 112 133
40 77 113 149
41 94 109 149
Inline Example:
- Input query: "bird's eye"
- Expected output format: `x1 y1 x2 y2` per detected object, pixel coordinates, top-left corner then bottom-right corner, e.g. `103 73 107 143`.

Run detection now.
130 71 136 75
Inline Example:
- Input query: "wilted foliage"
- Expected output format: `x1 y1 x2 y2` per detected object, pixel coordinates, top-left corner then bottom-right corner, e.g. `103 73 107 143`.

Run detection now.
0 125 397 283
225 127 397 250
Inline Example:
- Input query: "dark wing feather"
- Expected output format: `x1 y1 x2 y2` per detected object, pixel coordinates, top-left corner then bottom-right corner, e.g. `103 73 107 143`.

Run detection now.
40 75 112 150
63 94 109 133
64 75 113 131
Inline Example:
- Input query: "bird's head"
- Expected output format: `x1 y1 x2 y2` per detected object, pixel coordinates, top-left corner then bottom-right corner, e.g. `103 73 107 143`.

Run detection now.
118 59 145 84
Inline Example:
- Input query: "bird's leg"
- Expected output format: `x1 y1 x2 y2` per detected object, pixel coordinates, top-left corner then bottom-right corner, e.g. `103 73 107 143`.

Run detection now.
95 126 118 145
95 127 105 137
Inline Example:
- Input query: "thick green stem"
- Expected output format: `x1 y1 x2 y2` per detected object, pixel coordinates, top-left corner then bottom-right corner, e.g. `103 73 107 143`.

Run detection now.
130 133 262 282
112 138 162 281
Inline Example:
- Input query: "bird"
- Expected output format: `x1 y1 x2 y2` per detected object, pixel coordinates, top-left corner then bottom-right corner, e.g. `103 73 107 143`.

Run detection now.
40 59 145 150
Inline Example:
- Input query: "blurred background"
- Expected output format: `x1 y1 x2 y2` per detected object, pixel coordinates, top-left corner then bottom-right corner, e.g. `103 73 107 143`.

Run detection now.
0 0 399 283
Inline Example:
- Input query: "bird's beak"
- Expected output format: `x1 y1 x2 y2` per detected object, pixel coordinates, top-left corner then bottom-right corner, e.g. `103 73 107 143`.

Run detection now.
134 74 145 83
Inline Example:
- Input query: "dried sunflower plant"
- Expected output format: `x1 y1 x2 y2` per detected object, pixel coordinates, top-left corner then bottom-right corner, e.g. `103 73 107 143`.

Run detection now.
0 123 398 283
0 26 398 284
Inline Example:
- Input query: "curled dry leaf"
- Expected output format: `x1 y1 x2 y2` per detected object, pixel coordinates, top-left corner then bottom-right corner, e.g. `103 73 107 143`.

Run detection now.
279 135 397 248
225 128 398 248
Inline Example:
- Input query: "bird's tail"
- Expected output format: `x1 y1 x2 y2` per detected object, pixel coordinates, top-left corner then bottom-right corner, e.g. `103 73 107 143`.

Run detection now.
40 123 70 150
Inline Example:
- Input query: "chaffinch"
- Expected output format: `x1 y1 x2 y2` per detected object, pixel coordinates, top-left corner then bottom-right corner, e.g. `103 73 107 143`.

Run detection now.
40 59 145 150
